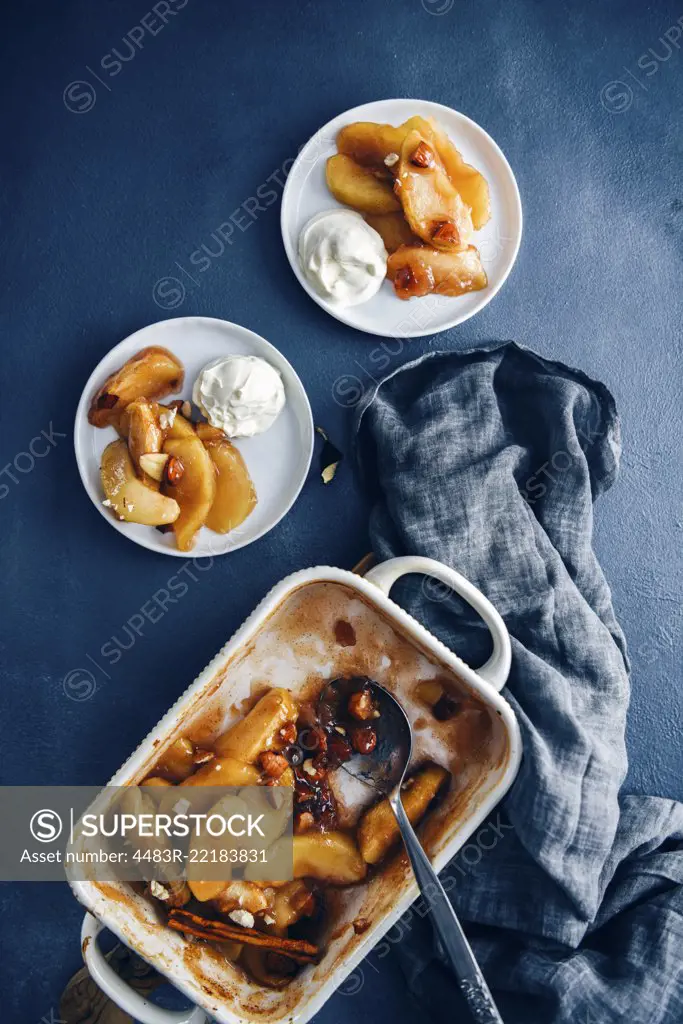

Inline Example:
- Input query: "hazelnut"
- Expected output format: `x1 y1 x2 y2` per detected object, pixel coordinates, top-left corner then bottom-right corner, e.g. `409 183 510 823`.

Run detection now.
260 751 289 779
348 689 379 722
164 455 185 486
431 220 459 246
410 141 435 168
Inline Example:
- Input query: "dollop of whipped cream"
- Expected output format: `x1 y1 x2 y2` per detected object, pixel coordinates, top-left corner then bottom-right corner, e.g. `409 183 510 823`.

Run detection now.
298 210 387 307
192 356 285 438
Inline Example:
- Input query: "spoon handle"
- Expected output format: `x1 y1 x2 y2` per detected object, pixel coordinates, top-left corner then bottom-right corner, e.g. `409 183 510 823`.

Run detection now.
390 792 504 1024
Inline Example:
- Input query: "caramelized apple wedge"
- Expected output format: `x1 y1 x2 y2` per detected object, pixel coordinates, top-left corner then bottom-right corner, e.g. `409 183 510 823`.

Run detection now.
162 436 216 551
127 399 163 481
395 130 473 252
364 212 420 254
336 121 408 168
161 405 196 440
387 244 487 300
214 688 298 763
88 347 184 428
338 118 490 227
357 762 449 865
196 423 257 534
425 119 491 230
100 440 179 526
326 154 400 215
291 831 366 884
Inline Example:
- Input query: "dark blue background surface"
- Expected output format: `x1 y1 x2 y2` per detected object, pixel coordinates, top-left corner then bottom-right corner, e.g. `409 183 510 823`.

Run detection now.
1 1 681 1020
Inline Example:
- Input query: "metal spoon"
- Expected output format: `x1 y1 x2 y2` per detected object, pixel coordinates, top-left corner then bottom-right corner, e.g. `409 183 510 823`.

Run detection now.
324 679 505 1024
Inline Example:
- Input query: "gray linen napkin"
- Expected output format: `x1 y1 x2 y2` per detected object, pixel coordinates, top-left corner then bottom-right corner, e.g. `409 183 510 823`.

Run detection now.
353 342 683 1024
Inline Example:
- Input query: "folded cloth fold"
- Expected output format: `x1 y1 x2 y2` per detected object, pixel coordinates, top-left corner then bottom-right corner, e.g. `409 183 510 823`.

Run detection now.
353 342 683 1024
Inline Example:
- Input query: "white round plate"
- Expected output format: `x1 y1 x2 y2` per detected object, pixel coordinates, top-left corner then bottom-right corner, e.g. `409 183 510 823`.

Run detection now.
75 317 314 558
281 98 523 338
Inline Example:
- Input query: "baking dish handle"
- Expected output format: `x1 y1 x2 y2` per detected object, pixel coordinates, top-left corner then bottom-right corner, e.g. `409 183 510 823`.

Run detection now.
81 913 208 1024
363 556 511 692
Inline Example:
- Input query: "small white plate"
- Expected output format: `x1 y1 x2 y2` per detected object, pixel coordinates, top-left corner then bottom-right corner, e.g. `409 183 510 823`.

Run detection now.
74 317 314 558
281 98 523 338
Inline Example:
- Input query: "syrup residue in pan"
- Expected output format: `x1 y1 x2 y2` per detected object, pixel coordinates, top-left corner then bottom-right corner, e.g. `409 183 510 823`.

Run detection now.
185 582 505 822
97 581 509 1021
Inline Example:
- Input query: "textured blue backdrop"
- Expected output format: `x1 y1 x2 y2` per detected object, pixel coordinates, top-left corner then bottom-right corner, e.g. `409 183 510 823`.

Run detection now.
0 1 681 1021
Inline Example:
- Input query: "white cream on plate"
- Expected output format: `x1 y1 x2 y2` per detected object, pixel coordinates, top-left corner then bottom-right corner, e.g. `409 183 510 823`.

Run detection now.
192 356 285 438
298 210 387 307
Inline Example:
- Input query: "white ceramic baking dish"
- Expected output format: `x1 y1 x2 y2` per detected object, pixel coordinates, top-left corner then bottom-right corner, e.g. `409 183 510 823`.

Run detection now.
71 555 522 1024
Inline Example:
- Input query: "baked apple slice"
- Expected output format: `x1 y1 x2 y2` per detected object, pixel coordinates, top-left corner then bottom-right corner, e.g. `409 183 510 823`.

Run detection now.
196 423 257 534
387 244 487 299
88 347 184 428
162 436 216 551
425 119 491 230
338 118 490 228
395 130 473 252
336 121 407 167
326 154 399 214
100 440 180 526
290 831 366 884
127 399 163 481
364 212 420 254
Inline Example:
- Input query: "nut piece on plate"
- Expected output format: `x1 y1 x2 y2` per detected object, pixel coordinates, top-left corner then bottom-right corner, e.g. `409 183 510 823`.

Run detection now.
395 130 474 252
326 153 400 215
195 422 257 534
100 440 180 526
88 347 184 428
161 436 216 551
161 405 196 440
138 452 169 482
387 244 487 300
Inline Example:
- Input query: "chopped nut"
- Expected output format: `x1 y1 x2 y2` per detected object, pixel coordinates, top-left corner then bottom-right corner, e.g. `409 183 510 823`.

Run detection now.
334 726 346 736
349 724 377 755
150 880 170 901
410 141 435 168
181 400 192 419
260 751 289 779
431 220 459 245
158 407 177 431
384 152 399 168
294 811 315 834
164 455 185 486
139 452 170 482
278 722 298 746
228 909 255 929
353 917 371 935
263 914 276 926
348 689 379 722
302 759 317 777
